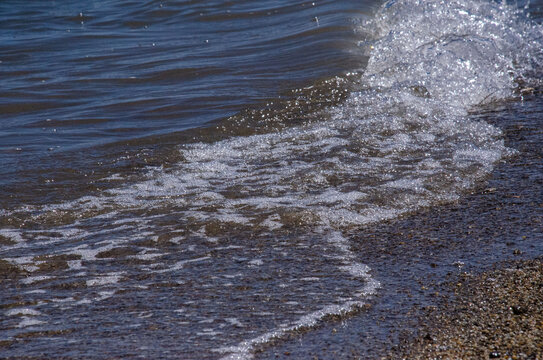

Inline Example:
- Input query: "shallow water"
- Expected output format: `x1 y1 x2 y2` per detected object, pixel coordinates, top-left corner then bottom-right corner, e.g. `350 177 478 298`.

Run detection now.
1 0 542 358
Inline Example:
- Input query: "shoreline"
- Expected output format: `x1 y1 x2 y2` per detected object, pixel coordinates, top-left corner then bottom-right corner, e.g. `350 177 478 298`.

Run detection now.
254 97 543 359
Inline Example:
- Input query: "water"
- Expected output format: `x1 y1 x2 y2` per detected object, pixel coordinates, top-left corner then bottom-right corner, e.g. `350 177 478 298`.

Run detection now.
1 0 542 358
0 0 370 206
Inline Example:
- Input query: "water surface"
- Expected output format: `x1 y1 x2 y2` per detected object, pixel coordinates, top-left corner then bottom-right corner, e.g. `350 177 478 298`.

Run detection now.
1 0 542 358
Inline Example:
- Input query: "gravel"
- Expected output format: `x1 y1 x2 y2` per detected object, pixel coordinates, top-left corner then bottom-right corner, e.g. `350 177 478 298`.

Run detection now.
390 259 543 360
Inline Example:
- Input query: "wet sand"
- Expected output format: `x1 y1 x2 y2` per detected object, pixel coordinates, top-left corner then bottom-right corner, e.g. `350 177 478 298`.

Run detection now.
389 258 543 360
256 97 543 359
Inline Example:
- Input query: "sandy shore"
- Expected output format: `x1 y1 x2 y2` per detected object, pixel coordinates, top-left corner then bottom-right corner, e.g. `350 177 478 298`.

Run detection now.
389 259 543 360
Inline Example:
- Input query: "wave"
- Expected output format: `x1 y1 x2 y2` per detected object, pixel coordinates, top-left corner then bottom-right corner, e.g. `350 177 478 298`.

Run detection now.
1 0 542 358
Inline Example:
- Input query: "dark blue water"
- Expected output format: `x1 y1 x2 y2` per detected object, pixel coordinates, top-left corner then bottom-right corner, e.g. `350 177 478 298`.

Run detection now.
0 0 373 205
1 0 542 358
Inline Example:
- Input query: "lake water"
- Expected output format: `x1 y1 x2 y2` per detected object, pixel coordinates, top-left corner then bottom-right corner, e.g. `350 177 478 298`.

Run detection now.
1 0 542 358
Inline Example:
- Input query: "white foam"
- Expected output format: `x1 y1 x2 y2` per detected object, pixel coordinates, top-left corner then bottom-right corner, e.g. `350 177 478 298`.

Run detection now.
96 291 116 301
16 317 46 328
339 263 371 278
71 244 116 261
51 297 75 303
20 264 39 272
25 289 46 294
225 318 244 328
101 173 124 181
260 215 283 230
75 299 92 305
4 256 33 265
0 229 23 244
197 329 222 336
6 308 42 316
217 229 379 359
218 278 379 360
154 256 211 274
248 259 263 267
21 275 51 284
67 260 83 270
130 252 163 260
86 273 123 287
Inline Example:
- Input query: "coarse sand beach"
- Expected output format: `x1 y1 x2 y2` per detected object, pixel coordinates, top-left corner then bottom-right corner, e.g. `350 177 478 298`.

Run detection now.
389 258 543 360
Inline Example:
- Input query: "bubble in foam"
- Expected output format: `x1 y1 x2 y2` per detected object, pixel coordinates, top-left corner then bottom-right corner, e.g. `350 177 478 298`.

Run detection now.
363 0 542 108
